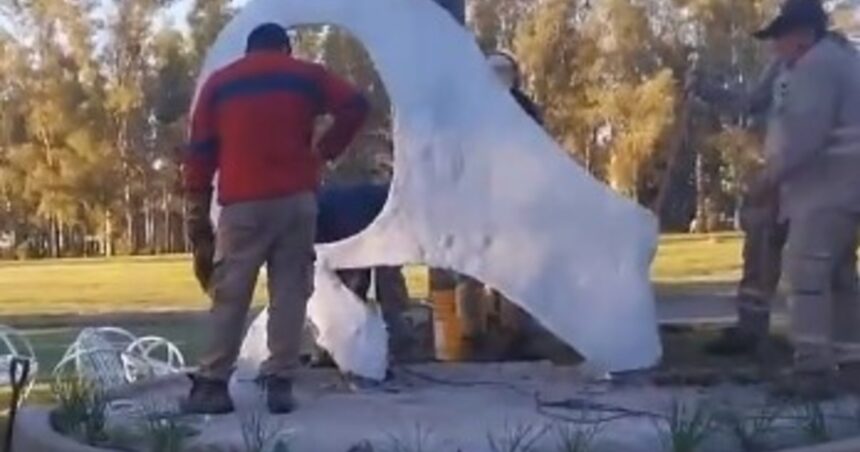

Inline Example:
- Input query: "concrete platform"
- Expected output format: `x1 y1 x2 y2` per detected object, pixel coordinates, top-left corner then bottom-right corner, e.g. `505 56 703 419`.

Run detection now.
12 363 860 452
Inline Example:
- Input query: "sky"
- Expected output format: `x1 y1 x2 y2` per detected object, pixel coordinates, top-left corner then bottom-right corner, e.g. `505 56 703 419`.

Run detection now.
0 0 252 50
161 0 194 31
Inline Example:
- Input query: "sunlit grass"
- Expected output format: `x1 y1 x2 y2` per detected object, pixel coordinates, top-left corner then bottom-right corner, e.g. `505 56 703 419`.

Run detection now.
0 255 258 316
652 233 743 284
0 234 747 318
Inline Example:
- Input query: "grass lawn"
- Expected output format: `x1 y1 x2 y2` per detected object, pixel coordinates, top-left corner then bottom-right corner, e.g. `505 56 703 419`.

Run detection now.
0 233 745 372
0 233 745 318
652 232 743 283
0 255 268 317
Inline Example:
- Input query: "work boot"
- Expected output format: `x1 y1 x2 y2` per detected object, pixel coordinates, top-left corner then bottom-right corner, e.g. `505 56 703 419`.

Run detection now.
259 375 296 414
180 374 234 415
704 327 762 356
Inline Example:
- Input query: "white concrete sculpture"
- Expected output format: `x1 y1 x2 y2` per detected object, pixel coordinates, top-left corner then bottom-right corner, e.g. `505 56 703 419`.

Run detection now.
200 0 661 380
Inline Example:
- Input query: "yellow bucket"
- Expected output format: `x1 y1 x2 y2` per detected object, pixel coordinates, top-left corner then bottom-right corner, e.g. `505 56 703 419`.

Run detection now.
431 288 465 361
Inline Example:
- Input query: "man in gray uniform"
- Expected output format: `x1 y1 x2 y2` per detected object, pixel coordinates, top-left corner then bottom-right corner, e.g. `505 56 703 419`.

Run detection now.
705 61 790 356
750 0 860 391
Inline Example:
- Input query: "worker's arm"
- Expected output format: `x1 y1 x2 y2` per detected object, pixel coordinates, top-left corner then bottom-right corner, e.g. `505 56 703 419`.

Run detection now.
316 69 369 161
182 76 220 291
688 60 780 118
747 60 782 116
183 77 220 201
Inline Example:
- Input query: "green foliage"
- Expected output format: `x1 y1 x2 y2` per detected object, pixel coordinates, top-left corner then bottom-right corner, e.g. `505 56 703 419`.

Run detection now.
383 423 437 452
552 423 601 452
272 439 292 452
143 416 198 452
716 404 781 452
49 375 108 445
469 0 533 52
346 440 376 452
658 399 715 452
708 127 762 199
239 409 289 452
188 0 235 66
602 69 677 197
486 421 547 452
797 402 831 444
853 398 860 429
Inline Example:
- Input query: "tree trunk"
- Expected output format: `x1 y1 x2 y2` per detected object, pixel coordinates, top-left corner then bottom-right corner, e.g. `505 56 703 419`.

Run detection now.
654 94 692 217
163 191 171 253
693 150 707 233
584 141 593 175
57 219 65 257
124 184 135 254
49 216 59 258
182 199 190 253
103 212 114 257
118 115 137 255
144 199 154 254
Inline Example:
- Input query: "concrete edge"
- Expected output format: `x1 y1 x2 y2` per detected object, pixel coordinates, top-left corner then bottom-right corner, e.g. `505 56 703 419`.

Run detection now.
13 371 860 452
11 407 116 452
12 403 860 452
781 437 860 452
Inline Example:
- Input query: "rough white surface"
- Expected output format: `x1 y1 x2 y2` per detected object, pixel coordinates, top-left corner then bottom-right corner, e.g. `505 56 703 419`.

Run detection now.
201 0 662 380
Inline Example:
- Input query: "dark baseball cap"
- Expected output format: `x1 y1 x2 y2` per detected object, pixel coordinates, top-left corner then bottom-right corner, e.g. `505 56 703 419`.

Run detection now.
753 0 828 40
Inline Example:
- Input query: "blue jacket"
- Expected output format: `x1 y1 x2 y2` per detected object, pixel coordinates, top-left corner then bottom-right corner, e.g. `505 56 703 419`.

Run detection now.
317 184 389 243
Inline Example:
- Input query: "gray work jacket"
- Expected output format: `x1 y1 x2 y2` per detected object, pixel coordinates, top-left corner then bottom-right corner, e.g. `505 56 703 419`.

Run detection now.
764 36 860 220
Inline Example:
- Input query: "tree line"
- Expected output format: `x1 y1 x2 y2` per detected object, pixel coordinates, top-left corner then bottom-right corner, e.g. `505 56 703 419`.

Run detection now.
0 0 856 259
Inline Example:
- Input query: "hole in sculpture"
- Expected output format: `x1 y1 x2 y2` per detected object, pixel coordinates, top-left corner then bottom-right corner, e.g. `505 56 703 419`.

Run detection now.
288 25 394 246
289 26 407 363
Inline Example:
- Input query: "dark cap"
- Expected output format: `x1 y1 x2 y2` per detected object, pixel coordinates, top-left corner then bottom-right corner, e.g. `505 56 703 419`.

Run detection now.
246 23 292 53
753 0 828 40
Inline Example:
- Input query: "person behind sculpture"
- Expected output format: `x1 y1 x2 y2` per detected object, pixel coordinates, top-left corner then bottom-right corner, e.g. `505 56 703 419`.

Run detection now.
182 23 369 414
747 0 860 393
705 61 790 356
316 182 413 364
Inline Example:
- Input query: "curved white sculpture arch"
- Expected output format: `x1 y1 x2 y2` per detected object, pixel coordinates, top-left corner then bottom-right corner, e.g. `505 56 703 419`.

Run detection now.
200 0 662 380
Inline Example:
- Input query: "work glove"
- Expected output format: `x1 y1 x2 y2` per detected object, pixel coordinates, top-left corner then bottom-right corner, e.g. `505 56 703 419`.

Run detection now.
186 191 215 292
192 238 215 292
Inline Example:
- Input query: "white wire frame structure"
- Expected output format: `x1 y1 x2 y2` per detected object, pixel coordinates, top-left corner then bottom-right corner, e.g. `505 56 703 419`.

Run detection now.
0 325 39 406
122 336 186 383
53 327 186 391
